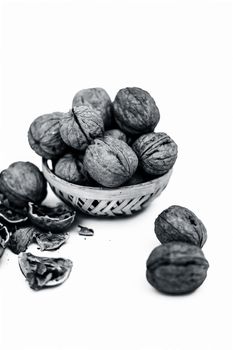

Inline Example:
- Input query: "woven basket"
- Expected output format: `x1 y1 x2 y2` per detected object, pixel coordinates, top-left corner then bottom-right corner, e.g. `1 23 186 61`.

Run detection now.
42 159 172 217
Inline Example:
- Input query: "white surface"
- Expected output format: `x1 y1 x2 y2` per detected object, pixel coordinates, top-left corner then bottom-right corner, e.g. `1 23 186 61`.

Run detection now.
0 1 232 350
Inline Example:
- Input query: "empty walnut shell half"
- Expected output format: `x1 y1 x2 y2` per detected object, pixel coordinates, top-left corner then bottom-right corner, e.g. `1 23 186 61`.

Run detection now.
28 202 76 232
154 205 207 247
72 87 112 129
54 153 86 184
0 161 47 208
112 87 160 135
18 252 73 290
132 132 178 176
28 112 68 159
60 106 104 151
83 136 138 187
0 203 28 225
146 242 209 295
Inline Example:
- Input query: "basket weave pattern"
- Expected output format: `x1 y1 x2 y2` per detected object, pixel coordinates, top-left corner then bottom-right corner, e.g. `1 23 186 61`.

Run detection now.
42 160 172 217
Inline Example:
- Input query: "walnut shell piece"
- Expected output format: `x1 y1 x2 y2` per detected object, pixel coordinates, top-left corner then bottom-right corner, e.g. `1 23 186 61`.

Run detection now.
28 202 76 232
154 205 207 247
8 225 37 254
112 87 160 135
34 231 69 251
72 87 112 129
60 106 104 151
146 242 209 295
0 162 47 208
54 153 86 184
28 112 67 159
18 252 73 290
132 132 178 176
83 136 138 188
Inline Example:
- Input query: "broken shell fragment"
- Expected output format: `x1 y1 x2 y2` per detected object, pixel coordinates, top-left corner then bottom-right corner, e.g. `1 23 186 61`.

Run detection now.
0 221 11 248
18 252 73 290
77 225 94 236
35 231 69 251
8 226 37 254
28 202 76 232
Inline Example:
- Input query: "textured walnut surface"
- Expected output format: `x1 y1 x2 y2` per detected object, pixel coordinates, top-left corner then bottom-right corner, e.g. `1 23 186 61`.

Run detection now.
146 242 209 295
154 205 207 247
54 153 86 184
60 106 104 151
113 87 160 135
133 132 178 175
0 162 47 207
72 87 112 129
28 112 67 159
83 136 138 187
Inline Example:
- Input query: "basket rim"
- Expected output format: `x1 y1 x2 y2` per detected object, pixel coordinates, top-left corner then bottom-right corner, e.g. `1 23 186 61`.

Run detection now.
42 158 172 195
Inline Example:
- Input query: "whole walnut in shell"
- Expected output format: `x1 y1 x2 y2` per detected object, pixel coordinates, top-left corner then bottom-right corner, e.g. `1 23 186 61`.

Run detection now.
132 132 178 176
28 112 67 159
83 136 138 187
104 129 127 143
72 88 112 129
112 87 160 135
60 106 104 151
154 205 207 247
0 162 47 208
54 153 86 184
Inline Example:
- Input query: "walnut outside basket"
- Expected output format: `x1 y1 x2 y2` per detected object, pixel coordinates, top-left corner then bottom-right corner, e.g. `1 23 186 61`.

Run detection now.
42 159 172 217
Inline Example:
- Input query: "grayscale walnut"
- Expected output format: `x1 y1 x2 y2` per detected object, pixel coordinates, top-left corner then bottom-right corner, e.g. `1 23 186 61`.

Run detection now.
112 87 160 135
154 205 207 247
54 153 86 184
146 242 209 295
60 106 104 151
28 112 67 159
72 88 112 129
132 132 178 176
0 162 47 208
83 136 138 187
104 129 127 143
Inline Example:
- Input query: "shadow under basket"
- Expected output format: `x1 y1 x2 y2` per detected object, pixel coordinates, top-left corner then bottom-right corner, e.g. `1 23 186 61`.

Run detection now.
42 159 173 217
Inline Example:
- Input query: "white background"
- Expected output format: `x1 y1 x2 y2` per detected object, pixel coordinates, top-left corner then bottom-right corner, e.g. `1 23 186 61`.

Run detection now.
0 0 232 349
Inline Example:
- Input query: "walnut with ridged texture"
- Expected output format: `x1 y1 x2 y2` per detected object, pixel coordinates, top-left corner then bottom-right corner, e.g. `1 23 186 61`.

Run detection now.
60 106 104 151
28 112 67 159
83 136 138 188
133 132 178 176
112 87 160 135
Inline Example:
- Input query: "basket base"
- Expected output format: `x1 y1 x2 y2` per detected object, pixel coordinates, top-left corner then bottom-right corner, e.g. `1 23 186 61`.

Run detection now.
49 182 167 217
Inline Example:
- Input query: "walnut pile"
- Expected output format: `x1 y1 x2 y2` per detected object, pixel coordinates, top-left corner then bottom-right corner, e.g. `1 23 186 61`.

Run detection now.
27 87 178 188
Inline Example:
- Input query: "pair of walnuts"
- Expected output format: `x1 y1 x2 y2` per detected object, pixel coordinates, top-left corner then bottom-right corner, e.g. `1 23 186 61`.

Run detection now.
28 87 178 188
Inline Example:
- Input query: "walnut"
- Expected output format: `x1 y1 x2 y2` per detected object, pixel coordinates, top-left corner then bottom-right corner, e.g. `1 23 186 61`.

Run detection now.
28 112 67 159
112 87 160 135
146 242 209 295
83 136 138 187
72 88 112 129
54 153 86 184
132 132 178 176
0 161 47 208
154 205 207 247
104 129 127 143
60 106 104 151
